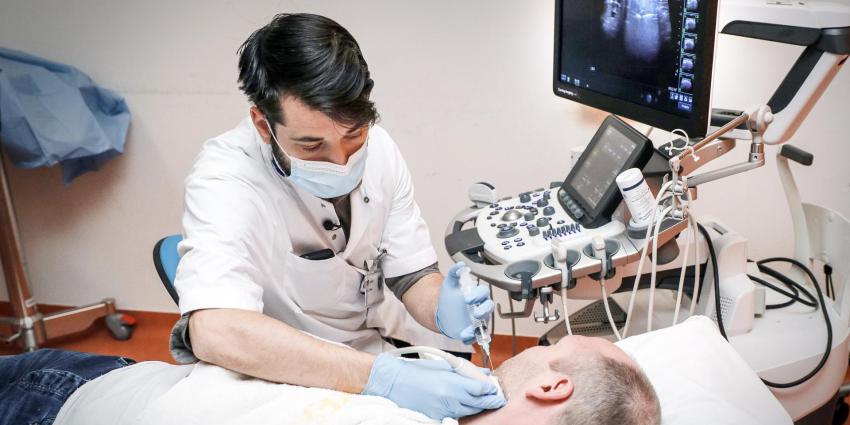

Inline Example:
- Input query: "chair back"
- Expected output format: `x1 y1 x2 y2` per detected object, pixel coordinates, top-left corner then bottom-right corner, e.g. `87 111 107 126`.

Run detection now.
153 235 183 305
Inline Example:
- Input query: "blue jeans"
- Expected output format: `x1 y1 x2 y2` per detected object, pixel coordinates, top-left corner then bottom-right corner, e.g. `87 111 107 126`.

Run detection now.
0 349 133 425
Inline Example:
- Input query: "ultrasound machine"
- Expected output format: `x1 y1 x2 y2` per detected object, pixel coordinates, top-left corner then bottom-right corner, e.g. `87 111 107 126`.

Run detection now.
444 1 849 422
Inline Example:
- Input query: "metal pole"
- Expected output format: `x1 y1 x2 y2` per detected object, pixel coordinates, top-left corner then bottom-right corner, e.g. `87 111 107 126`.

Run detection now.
0 148 44 350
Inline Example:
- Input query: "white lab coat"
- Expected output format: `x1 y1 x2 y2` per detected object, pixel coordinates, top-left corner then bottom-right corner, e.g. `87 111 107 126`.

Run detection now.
174 118 466 354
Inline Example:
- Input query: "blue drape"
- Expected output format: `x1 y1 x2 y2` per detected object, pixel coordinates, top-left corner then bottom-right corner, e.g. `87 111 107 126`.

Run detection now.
0 47 130 184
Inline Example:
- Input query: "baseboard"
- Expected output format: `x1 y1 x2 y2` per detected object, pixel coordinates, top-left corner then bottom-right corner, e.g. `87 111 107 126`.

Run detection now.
0 301 180 320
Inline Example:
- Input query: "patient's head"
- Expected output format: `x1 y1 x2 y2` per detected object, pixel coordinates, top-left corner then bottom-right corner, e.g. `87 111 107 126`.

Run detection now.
463 335 660 425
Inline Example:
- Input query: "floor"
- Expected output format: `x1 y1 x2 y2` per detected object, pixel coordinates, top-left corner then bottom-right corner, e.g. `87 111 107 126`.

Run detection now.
2 304 849 424
0 304 177 362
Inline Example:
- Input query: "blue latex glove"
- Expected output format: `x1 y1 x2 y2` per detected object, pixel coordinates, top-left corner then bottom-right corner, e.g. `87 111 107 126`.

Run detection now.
435 262 495 344
362 353 506 420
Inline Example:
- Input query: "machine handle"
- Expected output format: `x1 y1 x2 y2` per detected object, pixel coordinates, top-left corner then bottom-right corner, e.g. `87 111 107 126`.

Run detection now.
780 145 814 166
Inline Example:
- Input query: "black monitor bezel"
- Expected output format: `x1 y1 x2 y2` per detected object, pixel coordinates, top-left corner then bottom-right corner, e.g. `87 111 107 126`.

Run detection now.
552 0 719 137
560 115 654 225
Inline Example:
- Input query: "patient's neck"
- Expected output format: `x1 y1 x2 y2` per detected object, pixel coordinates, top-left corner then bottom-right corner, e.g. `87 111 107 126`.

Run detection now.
460 398 549 425
459 410 496 425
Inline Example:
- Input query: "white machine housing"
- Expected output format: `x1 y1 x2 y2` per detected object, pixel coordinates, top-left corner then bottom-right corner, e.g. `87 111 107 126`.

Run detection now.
711 0 850 144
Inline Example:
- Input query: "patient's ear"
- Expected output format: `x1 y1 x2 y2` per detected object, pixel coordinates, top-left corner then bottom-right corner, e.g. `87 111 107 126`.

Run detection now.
525 371 574 402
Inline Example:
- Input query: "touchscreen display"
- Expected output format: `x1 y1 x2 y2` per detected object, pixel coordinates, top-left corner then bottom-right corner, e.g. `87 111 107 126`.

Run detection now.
570 126 637 209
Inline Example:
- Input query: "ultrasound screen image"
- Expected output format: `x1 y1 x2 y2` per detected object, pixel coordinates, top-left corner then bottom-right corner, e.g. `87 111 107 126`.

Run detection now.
558 0 704 119
602 0 672 61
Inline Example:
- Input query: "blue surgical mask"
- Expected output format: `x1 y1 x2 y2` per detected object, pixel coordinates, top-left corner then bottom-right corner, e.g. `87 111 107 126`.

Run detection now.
265 119 368 199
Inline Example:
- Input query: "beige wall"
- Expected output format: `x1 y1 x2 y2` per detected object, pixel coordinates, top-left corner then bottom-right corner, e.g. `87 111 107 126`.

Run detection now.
0 1 847 337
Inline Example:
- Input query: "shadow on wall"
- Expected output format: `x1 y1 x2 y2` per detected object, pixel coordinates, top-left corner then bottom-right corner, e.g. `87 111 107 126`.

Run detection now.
5 124 132 239
575 105 608 129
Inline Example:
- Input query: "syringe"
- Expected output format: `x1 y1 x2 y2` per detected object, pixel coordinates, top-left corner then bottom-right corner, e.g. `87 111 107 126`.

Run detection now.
458 266 494 369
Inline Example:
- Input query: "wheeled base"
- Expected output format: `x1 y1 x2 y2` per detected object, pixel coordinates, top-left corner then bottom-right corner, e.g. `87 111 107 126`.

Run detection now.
0 297 136 351
0 149 135 352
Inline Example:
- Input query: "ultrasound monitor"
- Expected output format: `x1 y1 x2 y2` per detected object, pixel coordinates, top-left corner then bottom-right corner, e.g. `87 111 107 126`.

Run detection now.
553 0 719 136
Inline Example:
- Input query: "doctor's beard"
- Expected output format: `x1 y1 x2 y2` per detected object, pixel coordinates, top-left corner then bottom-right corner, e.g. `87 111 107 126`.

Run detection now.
270 137 292 176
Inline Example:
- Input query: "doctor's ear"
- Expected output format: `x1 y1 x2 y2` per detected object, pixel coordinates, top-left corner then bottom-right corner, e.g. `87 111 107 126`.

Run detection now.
250 107 272 145
525 371 574 403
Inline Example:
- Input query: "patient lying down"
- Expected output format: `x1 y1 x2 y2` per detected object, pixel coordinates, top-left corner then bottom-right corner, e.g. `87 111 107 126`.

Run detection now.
8 335 660 425
474 335 660 425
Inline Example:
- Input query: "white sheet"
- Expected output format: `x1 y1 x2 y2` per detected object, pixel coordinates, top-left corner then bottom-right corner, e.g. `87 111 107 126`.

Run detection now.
132 316 791 424
132 362 455 425
616 315 793 425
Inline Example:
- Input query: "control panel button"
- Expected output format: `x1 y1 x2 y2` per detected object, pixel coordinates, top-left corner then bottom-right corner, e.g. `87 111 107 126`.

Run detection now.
523 212 535 221
497 227 520 239
519 193 531 203
527 226 540 237
536 217 550 227
543 206 556 216
501 210 523 222
536 198 549 207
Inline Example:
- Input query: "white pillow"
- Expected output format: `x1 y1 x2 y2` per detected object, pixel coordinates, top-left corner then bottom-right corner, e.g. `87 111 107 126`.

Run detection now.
616 316 792 425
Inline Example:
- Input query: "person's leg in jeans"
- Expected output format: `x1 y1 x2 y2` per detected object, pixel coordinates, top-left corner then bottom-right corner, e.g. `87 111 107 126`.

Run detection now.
0 349 134 425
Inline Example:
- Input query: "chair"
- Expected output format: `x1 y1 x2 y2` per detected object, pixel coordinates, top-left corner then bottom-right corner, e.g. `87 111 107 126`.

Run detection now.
153 235 183 306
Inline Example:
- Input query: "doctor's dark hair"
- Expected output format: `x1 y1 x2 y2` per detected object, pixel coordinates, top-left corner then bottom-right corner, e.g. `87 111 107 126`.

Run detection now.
237 13 378 128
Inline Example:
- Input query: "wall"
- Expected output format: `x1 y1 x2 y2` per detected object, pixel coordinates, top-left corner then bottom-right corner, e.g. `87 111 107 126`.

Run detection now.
0 1 847 337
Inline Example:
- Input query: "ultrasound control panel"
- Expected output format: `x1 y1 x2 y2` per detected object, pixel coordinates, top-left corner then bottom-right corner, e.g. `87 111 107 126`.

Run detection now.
474 187 625 265
444 115 656 290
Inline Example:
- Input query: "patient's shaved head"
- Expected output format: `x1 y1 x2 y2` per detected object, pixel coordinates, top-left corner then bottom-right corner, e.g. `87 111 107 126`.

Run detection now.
493 335 660 425
550 354 660 425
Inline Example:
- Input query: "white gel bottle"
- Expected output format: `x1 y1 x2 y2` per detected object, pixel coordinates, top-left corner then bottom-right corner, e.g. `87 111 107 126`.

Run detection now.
615 168 655 235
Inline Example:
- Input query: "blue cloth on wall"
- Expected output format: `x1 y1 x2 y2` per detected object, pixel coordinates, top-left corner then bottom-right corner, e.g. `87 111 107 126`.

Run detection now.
0 47 130 184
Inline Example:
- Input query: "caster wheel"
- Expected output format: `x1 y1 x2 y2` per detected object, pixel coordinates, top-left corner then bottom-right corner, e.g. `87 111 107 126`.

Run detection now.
106 313 136 341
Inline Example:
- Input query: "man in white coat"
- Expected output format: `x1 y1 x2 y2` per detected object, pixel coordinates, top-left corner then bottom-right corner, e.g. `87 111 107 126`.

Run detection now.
169 13 504 420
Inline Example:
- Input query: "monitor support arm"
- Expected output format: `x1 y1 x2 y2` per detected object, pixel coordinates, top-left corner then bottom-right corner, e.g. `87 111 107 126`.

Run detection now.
674 105 773 188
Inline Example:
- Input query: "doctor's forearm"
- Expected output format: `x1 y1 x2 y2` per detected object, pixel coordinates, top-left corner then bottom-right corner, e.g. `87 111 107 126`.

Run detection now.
189 308 374 393
401 272 443 333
